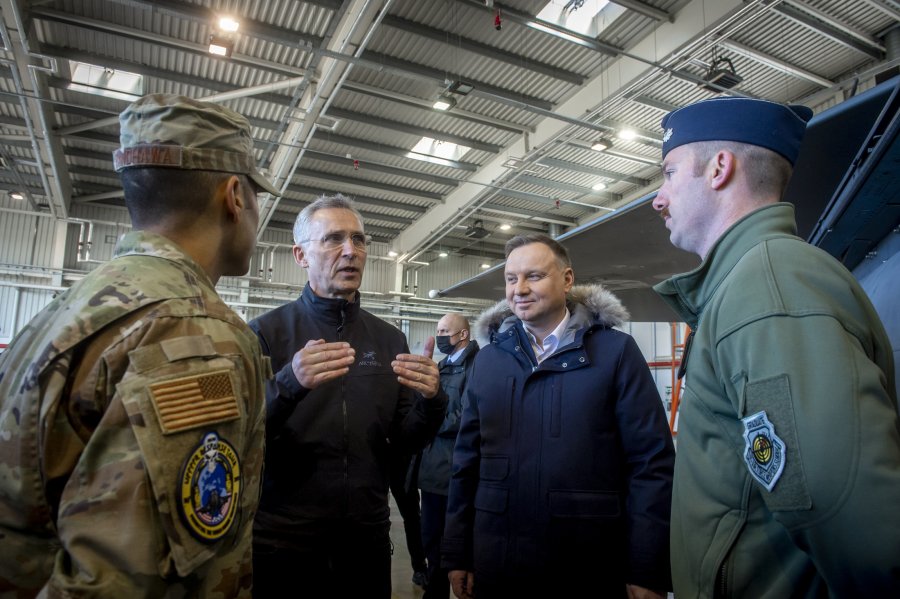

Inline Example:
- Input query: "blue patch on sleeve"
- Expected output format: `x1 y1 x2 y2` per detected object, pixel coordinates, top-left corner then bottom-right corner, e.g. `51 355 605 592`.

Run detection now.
741 411 786 492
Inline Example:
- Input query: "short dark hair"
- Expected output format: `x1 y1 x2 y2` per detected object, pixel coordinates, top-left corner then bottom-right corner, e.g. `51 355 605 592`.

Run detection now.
504 233 571 268
690 141 793 199
119 168 238 227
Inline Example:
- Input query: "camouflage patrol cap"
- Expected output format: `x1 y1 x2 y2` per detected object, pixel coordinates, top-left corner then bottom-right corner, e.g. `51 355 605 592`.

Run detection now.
113 93 280 195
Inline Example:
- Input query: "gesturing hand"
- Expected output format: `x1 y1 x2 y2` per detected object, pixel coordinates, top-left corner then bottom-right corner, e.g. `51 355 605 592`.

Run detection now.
291 339 355 389
392 336 440 399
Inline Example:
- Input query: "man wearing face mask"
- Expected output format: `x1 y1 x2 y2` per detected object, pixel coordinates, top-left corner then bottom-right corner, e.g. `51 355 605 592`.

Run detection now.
415 313 479 598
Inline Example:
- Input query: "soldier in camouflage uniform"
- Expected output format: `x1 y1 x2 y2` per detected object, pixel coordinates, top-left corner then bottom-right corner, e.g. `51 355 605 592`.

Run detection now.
0 94 279 598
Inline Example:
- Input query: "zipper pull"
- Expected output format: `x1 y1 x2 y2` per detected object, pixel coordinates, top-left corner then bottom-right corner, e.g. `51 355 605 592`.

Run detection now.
677 329 695 380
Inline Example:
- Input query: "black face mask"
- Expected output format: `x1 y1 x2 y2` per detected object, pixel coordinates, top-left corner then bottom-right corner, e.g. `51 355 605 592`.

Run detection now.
436 335 458 355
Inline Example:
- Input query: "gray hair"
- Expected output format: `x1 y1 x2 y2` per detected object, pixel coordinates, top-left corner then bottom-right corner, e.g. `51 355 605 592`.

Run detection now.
292 193 364 246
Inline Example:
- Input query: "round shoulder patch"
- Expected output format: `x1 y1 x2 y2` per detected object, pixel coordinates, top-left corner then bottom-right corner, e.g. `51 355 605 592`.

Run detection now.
179 431 241 543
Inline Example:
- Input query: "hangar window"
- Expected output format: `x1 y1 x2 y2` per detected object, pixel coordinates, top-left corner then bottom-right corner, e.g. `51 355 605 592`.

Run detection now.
536 0 621 37
67 61 144 101
408 137 471 165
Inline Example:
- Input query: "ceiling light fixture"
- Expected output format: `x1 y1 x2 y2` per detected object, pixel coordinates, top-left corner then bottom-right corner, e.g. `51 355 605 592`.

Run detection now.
499 223 511 231
10 191 24 200
432 94 456 111
617 129 636 141
218 16 240 32
387 250 399 257
700 56 744 92
591 138 614 152
447 80 474 95
438 250 448 258
480 262 490 269
465 220 490 239
591 181 607 191
208 35 234 57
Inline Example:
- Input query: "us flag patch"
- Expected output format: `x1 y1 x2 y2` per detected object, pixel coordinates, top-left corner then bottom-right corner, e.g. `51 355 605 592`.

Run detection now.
149 370 240 434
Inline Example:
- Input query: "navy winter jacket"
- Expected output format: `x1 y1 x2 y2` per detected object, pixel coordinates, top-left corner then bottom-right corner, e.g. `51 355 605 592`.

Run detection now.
442 285 674 594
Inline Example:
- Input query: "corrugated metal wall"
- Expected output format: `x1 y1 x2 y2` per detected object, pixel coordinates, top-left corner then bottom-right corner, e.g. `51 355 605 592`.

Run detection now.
64 204 133 272
0 204 57 271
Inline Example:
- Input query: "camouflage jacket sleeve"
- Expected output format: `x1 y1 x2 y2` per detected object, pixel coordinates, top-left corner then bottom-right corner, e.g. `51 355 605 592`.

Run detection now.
42 305 267 598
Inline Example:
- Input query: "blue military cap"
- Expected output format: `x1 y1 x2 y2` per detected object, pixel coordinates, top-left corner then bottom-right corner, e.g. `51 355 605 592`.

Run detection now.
660 97 814 165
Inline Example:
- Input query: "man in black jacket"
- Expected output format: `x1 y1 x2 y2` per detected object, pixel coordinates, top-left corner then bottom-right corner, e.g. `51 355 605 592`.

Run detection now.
418 313 479 599
249 194 447 598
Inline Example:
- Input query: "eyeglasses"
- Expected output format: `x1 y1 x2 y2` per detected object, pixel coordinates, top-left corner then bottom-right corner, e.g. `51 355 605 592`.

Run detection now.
437 329 463 337
299 232 370 251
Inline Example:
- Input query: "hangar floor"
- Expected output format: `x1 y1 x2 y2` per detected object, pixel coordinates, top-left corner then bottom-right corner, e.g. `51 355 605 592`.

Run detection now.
388 496 675 599
389 495 431 599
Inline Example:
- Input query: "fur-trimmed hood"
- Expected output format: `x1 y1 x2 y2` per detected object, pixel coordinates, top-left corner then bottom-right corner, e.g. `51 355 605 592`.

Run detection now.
472 283 629 347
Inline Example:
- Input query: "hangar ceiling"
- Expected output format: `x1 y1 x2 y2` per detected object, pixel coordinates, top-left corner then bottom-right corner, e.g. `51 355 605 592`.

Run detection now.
0 0 897 265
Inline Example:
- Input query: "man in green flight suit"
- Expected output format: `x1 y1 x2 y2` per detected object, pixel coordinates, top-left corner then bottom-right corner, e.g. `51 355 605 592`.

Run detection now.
0 93 279 597
653 96 900 597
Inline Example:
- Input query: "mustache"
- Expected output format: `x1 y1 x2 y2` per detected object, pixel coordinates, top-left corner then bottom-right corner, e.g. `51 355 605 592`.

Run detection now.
659 208 670 220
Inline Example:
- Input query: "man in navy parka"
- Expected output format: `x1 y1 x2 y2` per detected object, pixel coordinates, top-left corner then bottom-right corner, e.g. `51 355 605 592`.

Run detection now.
442 233 675 598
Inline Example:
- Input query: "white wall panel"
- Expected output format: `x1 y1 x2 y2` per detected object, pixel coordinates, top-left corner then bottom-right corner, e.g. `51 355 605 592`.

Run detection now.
15 288 55 332
0 208 55 270
0 286 17 344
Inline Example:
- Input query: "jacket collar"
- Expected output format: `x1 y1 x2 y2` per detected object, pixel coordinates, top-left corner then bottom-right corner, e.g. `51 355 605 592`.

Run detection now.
439 339 480 368
114 230 214 291
299 282 360 326
653 202 799 328
473 283 629 348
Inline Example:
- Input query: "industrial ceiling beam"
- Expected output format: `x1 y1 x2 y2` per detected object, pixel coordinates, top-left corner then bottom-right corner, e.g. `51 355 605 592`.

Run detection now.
775 1 884 59
254 0 397 239
293 168 445 203
360 50 555 111
312 132 479 172
479 202 577 227
326 106 503 153
285 184 429 214
453 0 622 56
1 0 72 217
537 156 650 186
342 81 532 134
380 14 586 85
390 0 746 258
718 39 835 88
271 196 413 225
515 174 620 203
29 7 307 78
302 150 463 187
120 0 327 47
609 0 673 22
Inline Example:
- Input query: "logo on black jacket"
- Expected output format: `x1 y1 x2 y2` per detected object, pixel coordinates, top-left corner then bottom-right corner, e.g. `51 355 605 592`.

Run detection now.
358 350 381 367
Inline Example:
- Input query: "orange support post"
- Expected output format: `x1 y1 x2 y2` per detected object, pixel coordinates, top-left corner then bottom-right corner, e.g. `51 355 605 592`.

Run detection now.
668 323 690 436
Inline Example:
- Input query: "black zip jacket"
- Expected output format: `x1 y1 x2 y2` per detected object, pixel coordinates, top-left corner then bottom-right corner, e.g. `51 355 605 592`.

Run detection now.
249 284 447 546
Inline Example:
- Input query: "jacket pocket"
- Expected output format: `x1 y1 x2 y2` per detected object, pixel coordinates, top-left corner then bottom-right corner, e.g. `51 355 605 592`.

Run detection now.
480 376 514 439
474 484 508 514
701 508 746 599
479 455 509 481
548 489 620 518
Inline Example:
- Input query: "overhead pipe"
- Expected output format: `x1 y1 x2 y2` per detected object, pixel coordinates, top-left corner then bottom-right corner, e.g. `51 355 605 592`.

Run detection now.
408 0 782 263
256 0 396 235
56 75 311 137
5 0 67 215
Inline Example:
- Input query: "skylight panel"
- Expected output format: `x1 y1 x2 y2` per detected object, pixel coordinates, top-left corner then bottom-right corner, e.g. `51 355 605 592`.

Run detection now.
67 60 144 101
536 0 610 36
